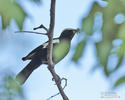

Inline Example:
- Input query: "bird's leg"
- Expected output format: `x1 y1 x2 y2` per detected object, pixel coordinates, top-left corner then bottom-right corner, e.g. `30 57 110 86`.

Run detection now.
33 24 48 32
49 63 62 84
47 64 61 84
52 73 61 85
53 76 68 87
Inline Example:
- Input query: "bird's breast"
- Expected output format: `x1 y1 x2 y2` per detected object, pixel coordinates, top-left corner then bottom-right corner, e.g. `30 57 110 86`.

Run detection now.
53 40 70 63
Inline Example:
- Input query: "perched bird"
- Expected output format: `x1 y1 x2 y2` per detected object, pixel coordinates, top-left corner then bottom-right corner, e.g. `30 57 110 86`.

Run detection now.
16 28 80 85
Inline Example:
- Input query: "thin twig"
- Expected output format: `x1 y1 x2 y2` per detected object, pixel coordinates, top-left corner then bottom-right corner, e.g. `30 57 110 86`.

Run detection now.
46 78 68 100
15 31 47 35
47 0 69 100
33 24 49 32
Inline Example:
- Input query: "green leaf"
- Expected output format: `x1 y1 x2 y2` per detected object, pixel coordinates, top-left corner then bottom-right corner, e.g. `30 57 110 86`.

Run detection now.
114 76 125 88
96 41 112 76
117 22 125 56
0 0 26 30
72 39 86 62
81 15 94 35
6 76 21 92
81 2 103 35
118 22 125 42
110 55 123 73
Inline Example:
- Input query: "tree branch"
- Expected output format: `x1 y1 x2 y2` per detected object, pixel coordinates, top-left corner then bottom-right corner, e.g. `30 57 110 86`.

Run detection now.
33 24 48 32
15 31 47 35
47 0 69 100
46 78 68 100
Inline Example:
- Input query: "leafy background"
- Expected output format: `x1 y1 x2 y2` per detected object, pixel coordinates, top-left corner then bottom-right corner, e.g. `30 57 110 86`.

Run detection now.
0 0 125 99
72 0 125 88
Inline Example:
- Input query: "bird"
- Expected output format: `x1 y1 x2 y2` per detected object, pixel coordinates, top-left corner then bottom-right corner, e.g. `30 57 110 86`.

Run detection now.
16 28 80 85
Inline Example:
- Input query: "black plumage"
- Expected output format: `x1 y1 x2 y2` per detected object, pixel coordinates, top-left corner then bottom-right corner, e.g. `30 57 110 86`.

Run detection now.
16 28 79 85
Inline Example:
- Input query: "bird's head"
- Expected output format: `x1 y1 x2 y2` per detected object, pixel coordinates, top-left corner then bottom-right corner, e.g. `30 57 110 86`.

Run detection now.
59 28 80 40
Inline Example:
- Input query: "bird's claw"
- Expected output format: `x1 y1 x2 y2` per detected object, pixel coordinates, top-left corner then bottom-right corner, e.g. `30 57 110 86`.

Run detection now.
52 74 61 85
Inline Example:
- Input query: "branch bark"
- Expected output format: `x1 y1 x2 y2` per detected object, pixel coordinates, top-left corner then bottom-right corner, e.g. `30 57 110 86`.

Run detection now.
47 0 69 100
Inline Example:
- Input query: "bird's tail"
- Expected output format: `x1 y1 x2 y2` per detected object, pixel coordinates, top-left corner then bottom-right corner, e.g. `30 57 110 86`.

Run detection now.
16 60 41 85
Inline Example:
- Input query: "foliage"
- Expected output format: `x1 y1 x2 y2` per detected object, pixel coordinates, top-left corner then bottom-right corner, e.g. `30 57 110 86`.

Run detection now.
114 76 125 87
0 0 41 30
0 0 42 99
72 0 125 88
0 75 25 100
72 39 86 62
0 0 26 30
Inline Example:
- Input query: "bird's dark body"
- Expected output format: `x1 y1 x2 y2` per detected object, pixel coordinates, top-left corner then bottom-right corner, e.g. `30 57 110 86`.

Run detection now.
22 38 69 64
16 28 79 85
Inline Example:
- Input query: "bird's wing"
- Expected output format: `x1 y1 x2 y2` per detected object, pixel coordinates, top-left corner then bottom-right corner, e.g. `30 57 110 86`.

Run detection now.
22 44 43 61
22 38 60 61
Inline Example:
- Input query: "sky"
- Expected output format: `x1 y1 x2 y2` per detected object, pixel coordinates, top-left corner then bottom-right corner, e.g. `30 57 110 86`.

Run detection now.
0 0 125 100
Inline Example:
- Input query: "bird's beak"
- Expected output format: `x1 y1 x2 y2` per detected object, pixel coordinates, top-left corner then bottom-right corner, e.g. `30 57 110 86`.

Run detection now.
73 28 80 34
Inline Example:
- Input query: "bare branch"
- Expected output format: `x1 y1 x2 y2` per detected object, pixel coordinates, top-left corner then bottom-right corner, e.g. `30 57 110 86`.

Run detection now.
47 0 55 66
46 78 68 100
15 31 47 35
47 0 69 100
33 24 48 32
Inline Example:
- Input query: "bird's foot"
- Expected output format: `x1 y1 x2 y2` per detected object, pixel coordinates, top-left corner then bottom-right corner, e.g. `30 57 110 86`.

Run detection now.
52 74 61 85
